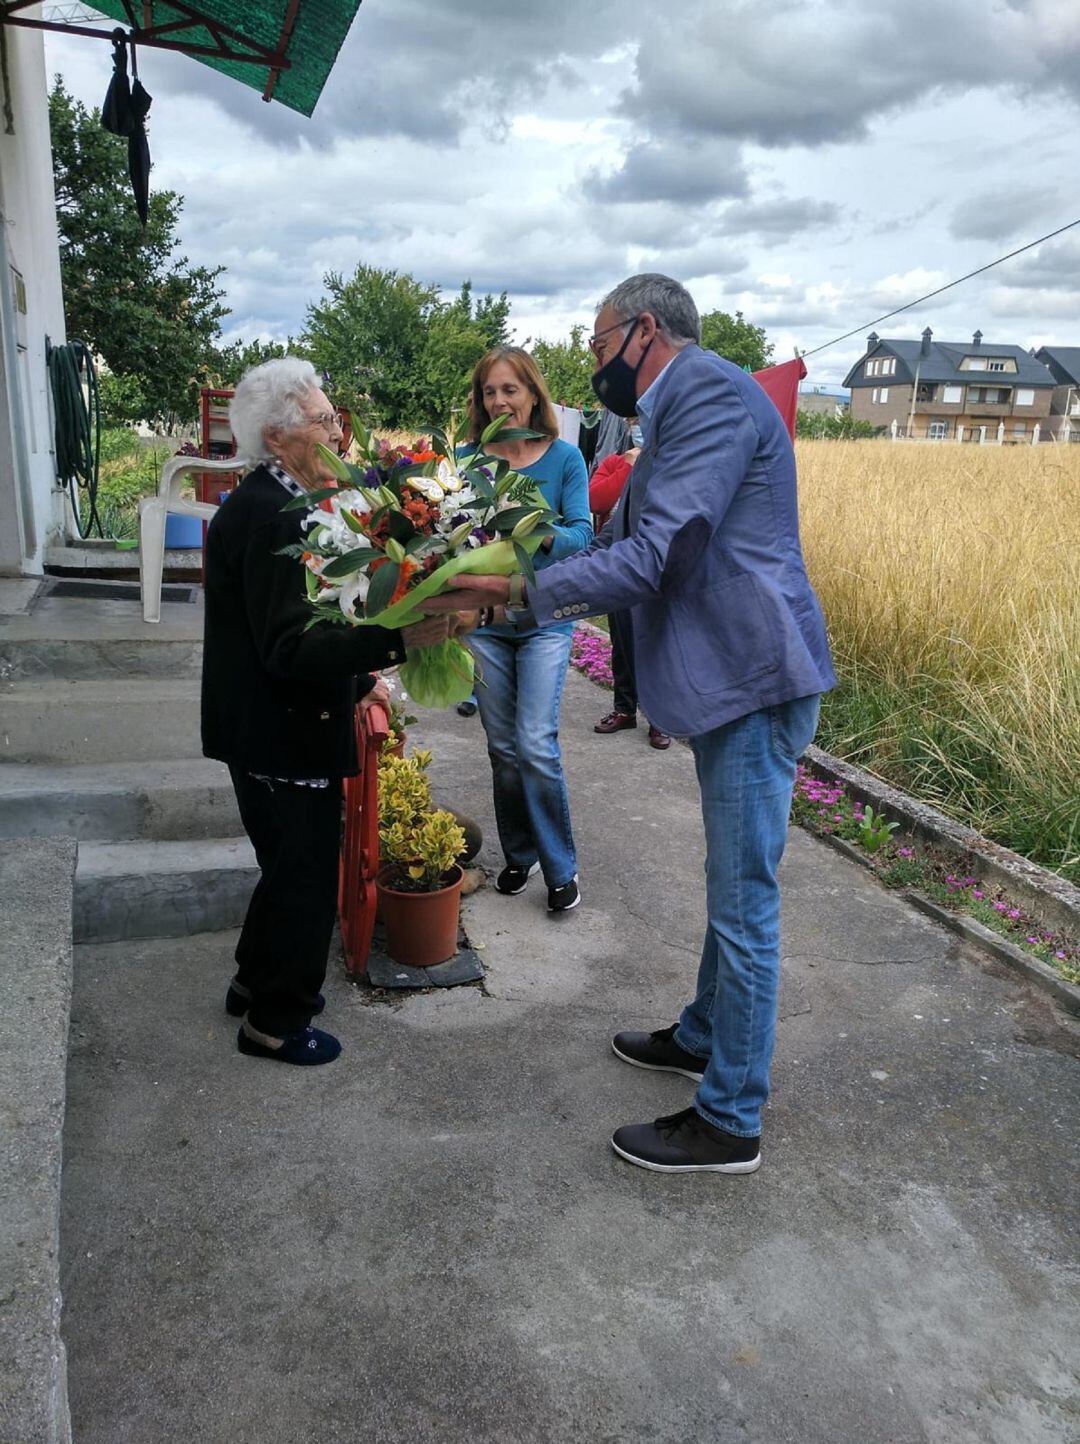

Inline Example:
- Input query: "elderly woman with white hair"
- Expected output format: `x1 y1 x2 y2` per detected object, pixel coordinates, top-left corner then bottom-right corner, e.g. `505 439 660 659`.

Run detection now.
201 357 448 1066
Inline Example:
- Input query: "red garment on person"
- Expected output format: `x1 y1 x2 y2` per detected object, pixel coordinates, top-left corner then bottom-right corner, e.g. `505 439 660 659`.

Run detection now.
588 452 632 530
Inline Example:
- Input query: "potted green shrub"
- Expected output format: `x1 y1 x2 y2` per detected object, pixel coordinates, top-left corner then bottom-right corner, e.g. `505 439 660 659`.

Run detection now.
376 807 466 967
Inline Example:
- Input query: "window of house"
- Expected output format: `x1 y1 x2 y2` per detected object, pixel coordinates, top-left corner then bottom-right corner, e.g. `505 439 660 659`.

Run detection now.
916 383 935 402
928 420 948 440
871 387 889 404
866 359 879 376
942 385 962 404
880 358 896 376
988 361 1005 371
1013 422 1026 434
1016 388 1035 406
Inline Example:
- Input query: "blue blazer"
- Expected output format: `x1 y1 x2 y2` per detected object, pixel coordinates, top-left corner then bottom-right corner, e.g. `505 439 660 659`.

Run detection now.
530 345 836 737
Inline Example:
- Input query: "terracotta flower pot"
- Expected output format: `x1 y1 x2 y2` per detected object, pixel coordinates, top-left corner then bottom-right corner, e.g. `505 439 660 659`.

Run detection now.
383 731 406 759
376 864 463 968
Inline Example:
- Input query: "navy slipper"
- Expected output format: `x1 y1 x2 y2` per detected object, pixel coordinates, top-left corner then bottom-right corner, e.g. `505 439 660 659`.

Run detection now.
236 1025 341 1065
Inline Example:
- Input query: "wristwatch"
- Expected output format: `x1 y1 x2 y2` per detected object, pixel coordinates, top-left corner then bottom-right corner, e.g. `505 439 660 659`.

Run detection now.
507 574 527 608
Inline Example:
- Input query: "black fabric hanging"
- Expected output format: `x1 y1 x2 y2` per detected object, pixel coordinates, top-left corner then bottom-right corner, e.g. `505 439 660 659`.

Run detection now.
101 29 152 225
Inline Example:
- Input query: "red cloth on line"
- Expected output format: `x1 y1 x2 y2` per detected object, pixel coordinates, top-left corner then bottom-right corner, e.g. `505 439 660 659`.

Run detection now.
749 356 807 442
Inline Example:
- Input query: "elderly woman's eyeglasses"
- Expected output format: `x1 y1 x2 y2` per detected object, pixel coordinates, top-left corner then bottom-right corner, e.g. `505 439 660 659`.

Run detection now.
588 315 639 360
303 410 343 433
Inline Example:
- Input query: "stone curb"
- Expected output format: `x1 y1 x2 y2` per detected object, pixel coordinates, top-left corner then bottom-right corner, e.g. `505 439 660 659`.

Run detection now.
801 743 1079 937
813 830 1080 1016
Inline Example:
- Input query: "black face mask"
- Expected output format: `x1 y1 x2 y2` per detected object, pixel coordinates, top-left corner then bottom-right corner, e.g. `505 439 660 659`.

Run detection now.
591 322 653 417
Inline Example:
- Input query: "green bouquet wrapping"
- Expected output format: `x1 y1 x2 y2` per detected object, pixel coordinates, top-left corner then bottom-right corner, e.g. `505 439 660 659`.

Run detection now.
279 415 556 707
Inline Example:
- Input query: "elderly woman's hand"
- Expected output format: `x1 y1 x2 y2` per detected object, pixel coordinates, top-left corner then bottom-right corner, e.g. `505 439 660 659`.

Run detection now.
449 609 481 636
401 615 451 649
360 675 391 712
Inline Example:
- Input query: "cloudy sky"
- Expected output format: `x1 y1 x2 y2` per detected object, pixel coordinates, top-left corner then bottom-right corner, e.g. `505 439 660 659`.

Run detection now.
45 0 1080 385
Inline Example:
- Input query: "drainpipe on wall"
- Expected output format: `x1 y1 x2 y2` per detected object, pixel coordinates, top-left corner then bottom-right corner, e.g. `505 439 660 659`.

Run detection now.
0 190 37 566
906 360 920 439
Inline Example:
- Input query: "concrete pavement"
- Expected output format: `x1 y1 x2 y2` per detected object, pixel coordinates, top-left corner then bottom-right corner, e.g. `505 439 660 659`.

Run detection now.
59 670 1080 1444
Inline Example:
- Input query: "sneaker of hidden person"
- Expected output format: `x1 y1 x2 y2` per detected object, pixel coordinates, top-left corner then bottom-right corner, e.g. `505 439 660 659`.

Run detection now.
595 709 636 733
611 1022 707 1082
495 861 541 895
547 875 581 913
611 1107 761 1174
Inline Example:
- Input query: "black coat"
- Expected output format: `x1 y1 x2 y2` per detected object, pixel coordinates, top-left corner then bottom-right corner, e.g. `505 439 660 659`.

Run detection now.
201 465 404 778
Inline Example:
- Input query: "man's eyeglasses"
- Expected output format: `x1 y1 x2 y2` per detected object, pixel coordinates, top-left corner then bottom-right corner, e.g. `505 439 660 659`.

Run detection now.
303 411 343 433
588 315 639 359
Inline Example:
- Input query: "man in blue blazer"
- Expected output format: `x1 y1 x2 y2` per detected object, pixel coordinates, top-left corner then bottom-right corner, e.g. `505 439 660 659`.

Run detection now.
426 274 836 1175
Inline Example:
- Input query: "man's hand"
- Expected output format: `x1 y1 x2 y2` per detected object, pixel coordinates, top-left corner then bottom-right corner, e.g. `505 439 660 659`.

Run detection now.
401 615 451 648
419 575 511 614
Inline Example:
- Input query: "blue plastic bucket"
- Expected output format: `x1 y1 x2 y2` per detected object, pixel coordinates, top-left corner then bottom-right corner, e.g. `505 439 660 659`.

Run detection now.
164 514 203 548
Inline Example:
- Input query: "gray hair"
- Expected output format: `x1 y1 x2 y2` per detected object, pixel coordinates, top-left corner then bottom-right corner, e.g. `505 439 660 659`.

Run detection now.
229 356 321 461
598 273 700 347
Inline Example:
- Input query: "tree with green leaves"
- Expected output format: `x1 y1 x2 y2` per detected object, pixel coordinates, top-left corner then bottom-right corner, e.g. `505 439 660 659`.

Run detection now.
210 337 294 388
303 267 511 428
699 310 773 371
48 78 229 428
528 325 596 408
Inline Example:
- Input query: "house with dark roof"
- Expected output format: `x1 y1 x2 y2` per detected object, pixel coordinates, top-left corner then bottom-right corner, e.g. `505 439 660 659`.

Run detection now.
1033 347 1080 441
843 329 1057 442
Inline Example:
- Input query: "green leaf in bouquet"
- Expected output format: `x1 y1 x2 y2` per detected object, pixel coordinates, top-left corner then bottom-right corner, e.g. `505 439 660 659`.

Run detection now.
490 504 545 534
479 413 510 445
340 507 368 535
385 510 418 546
514 541 537 586
430 427 450 457
320 546 381 580
315 442 352 482
385 536 407 564
365 559 400 617
280 485 341 512
484 425 545 443
275 541 318 559
304 566 321 600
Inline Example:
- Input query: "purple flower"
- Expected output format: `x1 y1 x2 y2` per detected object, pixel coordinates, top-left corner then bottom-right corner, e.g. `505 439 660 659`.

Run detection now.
993 901 1008 913
1008 909 1021 920
972 890 983 900
897 846 914 859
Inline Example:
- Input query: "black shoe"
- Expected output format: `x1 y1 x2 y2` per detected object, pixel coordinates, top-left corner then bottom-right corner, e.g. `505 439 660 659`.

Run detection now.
225 983 325 1018
236 1024 341 1066
457 698 478 717
612 1107 761 1174
495 861 540 895
611 1023 707 1082
547 875 580 912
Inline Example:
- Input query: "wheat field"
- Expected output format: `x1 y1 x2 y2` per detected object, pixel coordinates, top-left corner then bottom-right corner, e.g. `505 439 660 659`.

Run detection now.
796 439 1080 880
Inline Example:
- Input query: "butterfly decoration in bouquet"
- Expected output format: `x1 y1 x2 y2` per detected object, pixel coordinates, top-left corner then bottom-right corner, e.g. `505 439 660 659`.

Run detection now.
276 413 559 706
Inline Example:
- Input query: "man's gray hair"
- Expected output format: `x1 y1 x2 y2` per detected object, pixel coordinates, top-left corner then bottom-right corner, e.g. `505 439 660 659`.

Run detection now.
599 274 701 347
229 356 321 461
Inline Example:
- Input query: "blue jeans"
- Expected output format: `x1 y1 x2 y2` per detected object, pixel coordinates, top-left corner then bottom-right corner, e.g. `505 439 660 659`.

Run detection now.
675 694 822 1137
469 628 577 888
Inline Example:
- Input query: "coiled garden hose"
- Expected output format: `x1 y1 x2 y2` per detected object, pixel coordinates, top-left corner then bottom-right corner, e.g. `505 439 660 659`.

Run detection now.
47 337 102 538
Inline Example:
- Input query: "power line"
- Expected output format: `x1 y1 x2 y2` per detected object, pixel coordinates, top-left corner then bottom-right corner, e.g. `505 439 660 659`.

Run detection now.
801 216 1080 359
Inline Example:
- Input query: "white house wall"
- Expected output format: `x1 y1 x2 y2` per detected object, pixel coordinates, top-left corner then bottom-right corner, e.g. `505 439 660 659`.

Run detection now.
0 20 67 576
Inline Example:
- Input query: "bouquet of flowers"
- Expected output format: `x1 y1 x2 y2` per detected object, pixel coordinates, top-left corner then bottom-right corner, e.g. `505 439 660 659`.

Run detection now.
279 414 557 707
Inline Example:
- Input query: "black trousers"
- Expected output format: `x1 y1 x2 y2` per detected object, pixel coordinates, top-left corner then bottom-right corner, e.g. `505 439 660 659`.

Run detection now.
229 767 343 1036
609 608 637 717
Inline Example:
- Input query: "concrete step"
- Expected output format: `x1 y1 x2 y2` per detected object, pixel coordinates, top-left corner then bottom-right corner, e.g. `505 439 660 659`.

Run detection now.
0 837 76 1444
75 837 257 943
0 632 202 681
0 759 240 841
0 678 202 764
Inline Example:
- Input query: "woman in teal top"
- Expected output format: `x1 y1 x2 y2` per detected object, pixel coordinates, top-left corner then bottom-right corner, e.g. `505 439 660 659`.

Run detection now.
464 347 592 912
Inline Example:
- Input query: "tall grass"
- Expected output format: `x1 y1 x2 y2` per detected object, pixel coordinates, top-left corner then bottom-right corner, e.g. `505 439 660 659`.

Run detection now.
797 439 1080 882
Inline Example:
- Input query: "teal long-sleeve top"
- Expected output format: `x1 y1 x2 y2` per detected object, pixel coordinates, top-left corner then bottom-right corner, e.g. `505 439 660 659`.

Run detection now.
467 438 592 637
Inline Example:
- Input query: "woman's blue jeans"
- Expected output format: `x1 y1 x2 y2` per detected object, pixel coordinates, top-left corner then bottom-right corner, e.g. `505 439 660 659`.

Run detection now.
468 628 577 889
675 694 822 1138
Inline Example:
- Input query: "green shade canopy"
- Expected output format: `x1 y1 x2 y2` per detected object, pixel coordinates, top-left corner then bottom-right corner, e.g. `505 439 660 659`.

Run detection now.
6 0 364 115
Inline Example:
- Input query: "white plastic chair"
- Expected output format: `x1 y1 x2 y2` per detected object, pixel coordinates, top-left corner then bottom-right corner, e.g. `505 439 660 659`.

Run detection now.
138 455 248 623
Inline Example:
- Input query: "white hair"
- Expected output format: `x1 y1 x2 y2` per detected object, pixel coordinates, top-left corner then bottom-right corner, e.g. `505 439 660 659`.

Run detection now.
229 356 321 462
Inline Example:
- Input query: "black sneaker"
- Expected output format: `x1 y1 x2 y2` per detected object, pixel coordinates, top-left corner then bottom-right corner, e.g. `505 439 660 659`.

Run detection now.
547 875 580 912
612 1107 761 1174
495 861 540 895
611 1023 707 1082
